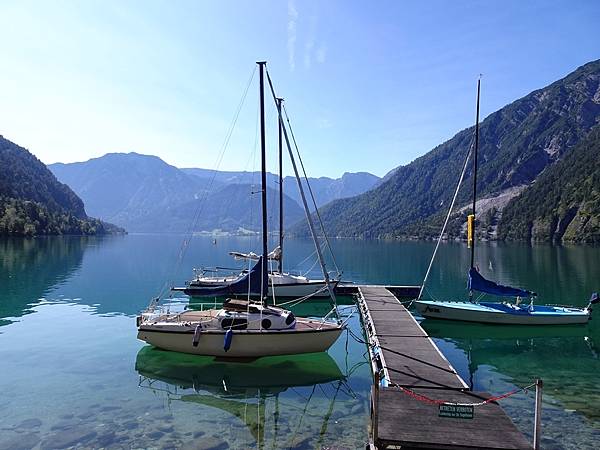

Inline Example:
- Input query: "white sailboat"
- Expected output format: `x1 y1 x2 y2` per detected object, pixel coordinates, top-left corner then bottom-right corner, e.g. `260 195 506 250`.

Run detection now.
413 79 598 325
174 99 340 299
137 61 344 356
178 247 338 298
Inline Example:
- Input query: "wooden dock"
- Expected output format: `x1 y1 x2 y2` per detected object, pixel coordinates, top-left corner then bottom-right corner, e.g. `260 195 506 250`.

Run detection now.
356 285 533 450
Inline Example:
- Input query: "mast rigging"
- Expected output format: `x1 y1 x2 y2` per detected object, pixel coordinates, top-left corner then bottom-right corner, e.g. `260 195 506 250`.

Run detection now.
257 61 269 303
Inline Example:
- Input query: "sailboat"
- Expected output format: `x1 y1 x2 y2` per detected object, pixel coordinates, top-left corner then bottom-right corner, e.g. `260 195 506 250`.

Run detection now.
174 100 339 299
137 61 344 356
413 79 599 325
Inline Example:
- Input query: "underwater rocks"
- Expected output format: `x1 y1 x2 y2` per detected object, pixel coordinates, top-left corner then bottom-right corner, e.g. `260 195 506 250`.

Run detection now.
40 427 97 449
15 418 43 430
179 435 229 450
0 432 41 450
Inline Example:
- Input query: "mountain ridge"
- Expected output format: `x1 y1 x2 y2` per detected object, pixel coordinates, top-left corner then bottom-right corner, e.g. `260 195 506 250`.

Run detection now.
0 135 123 236
49 152 379 233
290 59 600 242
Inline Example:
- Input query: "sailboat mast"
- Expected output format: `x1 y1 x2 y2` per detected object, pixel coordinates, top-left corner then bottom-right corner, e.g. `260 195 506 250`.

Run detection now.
470 78 481 270
277 97 284 274
257 61 269 302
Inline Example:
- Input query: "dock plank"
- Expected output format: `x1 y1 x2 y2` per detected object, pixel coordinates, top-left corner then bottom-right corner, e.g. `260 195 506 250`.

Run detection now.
377 388 533 449
357 285 532 450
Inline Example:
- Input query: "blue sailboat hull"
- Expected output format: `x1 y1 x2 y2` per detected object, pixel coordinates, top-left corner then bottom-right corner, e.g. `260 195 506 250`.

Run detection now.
413 300 590 325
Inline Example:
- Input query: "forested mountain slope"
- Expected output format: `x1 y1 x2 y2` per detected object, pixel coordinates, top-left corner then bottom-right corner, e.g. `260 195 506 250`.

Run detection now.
0 136 122 236
498 126 600 243
292 59 600 241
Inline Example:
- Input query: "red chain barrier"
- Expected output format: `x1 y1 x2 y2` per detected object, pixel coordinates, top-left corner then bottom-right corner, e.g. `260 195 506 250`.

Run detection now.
391 383 536 407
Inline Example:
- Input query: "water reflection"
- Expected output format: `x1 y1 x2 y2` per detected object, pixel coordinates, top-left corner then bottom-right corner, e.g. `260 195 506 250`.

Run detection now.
423 319 600 423
135 346 345 393
0 236 88 326
1 235 598 448
135 347 364 449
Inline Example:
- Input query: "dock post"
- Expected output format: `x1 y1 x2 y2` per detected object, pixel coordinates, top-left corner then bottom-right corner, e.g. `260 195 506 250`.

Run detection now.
371 370 380 447
533 379 543 450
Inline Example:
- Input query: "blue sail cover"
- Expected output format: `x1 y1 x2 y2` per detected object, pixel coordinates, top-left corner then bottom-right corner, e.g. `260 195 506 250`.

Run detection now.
184 257 264 297
468 267 536 298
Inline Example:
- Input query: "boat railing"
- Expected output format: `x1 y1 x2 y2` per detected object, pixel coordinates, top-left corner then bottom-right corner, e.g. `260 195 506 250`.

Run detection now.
186 301 222 312
193 266 246 277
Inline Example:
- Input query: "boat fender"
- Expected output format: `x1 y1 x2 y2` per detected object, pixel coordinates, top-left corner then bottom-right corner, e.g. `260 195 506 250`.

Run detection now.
224 329 233 352
192 324 202 347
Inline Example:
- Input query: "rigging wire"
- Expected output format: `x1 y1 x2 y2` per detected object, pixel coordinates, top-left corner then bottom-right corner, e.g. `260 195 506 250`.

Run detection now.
264 67 340 317
291 240 324 274
416 132 476 302
154 66 257 302
215 94 262 239
281 103 342 279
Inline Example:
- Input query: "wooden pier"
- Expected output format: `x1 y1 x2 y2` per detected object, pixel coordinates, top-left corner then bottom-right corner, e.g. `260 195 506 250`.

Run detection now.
356 285 533 450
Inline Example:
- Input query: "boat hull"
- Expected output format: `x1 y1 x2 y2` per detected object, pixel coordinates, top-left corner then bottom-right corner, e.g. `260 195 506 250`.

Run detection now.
180 280 337 298
413 300 590 325
269 280 334 298
137 322 344 357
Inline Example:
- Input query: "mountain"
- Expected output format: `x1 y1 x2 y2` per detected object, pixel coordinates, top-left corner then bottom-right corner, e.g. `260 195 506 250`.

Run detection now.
50 153 217 228
148 183 304 233
497 126 600 243
292 60 600 241
0 136 122 236
181 168 380 209
50 153 379 233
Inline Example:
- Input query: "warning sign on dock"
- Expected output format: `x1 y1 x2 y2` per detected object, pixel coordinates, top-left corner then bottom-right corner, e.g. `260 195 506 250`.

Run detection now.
438 404 474 419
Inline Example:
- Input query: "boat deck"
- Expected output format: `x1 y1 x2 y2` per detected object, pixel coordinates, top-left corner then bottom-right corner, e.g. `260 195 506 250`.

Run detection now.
146 309 338 332
357 285 533 450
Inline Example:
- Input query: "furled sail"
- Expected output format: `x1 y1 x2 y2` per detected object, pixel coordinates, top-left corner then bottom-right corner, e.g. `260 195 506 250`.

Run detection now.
468 267 536 298
229 246 281 261
186 257 264 297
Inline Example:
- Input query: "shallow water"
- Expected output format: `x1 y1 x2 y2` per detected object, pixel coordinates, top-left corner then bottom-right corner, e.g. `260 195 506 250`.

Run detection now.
0 235 598 449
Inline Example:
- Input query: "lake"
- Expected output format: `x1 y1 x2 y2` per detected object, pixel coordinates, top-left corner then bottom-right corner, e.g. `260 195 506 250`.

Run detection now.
0 235 598 449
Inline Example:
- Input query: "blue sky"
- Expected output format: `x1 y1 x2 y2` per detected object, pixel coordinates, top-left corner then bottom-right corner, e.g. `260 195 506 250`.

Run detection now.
0 1 598 178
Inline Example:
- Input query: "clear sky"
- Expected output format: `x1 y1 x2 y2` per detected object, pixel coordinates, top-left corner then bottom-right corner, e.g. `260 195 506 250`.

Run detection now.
0 1 599 178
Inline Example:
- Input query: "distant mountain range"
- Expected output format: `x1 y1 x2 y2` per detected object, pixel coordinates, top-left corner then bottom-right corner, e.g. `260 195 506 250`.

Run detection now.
0 136 122 236
292 59 600 243
49 153 380 233
7 59 600 242
180 168 380 211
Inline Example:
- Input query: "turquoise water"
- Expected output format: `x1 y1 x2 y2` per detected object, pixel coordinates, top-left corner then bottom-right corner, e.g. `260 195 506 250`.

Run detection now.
0 235 599 449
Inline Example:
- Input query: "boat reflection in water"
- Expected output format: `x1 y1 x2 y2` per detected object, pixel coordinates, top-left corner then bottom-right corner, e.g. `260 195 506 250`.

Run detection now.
135 346 354 449
421 319 591 341
421 319 600 426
